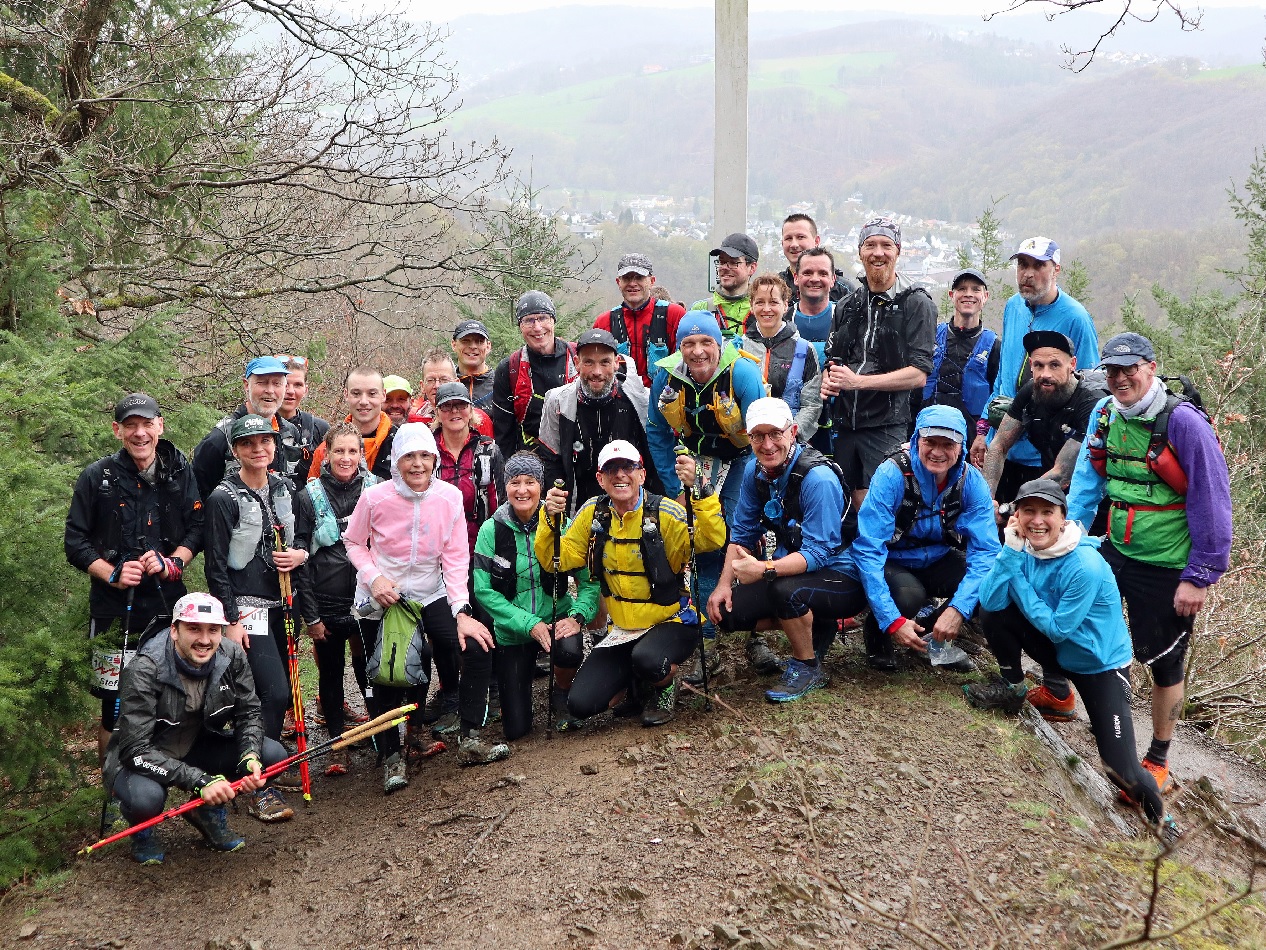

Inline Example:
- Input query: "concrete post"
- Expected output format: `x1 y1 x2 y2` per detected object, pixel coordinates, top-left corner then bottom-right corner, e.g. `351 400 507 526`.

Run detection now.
713 0 748 240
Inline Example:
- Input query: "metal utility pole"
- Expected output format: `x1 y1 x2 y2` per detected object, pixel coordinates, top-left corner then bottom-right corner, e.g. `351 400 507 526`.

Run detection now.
713 0 748 239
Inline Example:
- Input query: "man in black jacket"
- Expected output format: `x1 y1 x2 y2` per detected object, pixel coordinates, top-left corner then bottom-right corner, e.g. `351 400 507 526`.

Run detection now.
103 592 288 865
778 213 857 314
65 393 203 762
821 217 937 511
537 328 663 517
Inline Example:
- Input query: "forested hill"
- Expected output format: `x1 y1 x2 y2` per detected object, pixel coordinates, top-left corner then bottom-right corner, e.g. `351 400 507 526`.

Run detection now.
444 15 1266 238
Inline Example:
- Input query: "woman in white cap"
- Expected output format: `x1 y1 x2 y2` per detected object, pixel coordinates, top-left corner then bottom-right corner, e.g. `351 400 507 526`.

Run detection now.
344 423 505 789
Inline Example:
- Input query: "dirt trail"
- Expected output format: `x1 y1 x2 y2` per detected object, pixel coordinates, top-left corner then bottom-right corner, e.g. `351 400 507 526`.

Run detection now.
5 640 1266 949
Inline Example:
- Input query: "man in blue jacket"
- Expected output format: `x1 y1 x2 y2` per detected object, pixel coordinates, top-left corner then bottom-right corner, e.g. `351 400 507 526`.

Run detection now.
969 237 1098 502
708 398 865 701
966 479 1167 829
852 405 1000 671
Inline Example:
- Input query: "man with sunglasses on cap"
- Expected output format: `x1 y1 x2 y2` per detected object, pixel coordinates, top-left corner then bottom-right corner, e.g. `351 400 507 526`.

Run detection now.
451 319 496 409
539 441 725 726
970 237 1098 501
710 398 864 701
492 290 579 460
275 354 329 490
689 232 759 341
595 253 688 388
192 356 303 501
1066 331 1231 800
66 392 204 765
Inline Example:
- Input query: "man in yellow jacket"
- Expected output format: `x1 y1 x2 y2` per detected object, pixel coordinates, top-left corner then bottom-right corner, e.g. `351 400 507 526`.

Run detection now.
537 440 725 726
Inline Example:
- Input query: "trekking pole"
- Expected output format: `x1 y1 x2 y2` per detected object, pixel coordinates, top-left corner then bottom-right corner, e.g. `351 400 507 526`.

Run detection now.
674 445 711 711
100 585 136 836
275 527 311 803
547 479 565 741
79 704 416 857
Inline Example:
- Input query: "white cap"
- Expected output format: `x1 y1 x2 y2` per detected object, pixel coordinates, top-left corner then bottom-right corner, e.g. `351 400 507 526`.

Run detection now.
173 592 228 626
746 397 794 432
597 439 642 470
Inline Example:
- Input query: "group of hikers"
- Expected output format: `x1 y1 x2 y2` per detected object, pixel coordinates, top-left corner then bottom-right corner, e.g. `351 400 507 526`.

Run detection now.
66 214 1232 864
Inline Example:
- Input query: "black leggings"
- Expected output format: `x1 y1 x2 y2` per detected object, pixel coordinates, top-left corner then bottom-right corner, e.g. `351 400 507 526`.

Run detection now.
314 615 370 740
113 735 289 823
1102 543 1192 689
495 634 583 742
719 570 868 626
242 608 289 742
416 599 495 733
982 604 1163 821
567 622 700 719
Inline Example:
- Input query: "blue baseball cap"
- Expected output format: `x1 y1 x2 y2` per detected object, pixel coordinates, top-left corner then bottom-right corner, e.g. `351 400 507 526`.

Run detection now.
1099 332 1156 367
244 356 290 379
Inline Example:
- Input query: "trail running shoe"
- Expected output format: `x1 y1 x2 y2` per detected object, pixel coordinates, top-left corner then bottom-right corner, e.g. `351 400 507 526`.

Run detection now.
1120 757 1174 806
322 751 350 777
281 709 296 739
184 805 245 852
641 678 678 727
964 677 1029 715
682 645 721 686
1026 684 1077 722
243 787 294 823
421 688 459 725
765 658 826 703
383 753 408 794
130 827 164 866
456 730 511 766
745 636 786 676
551 687 584 731
101 797 127 837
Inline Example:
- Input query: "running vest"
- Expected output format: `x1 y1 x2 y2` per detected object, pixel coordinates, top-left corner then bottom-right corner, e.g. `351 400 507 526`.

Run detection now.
1087 400 1192 569
508 343 579 425
887 449 965 551
609 300 672 373
305 473 378 551
753 446 847 555
656 354 757 456
488 516 536 602
220 477 295 570
586 494 680 606
923 323 996 417
774 339 811 414
439 436 497 524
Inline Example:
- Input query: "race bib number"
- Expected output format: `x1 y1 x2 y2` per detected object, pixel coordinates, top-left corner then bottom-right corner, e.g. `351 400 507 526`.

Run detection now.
92 649 137 692
593 624 647 650
239 607 270 637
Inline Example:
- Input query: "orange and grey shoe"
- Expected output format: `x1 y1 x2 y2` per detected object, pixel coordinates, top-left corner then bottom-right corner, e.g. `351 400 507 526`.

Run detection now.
281 709 297 739
1120 757 1173 805
1025 684 1077 722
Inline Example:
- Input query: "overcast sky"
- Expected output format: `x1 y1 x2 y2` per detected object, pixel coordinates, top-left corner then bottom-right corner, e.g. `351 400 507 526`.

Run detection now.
391 0 1261 20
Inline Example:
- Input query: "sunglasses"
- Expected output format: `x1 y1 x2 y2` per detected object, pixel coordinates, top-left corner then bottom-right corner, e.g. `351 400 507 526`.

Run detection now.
274 354 308 369
600 461 640 476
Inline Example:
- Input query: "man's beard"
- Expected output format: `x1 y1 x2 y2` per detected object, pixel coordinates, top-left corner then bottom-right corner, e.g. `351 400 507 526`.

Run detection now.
1033 376 1077 407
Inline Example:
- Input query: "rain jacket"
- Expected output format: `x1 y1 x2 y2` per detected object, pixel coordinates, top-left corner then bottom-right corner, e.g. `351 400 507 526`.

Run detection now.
738 321 823 440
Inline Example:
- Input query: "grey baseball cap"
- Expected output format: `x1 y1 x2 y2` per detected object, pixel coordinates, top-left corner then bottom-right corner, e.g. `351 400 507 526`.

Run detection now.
1099 332 1156 367
434 381 472 407
710 232 759 263
575 328 620 353
951 268 987 289
114 393 161 422
1014 477 1068 511
616 253 653 277
452 319 491 341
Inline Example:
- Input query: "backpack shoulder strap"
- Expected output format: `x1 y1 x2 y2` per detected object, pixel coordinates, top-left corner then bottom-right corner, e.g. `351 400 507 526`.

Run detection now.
649 300 670 347
609 305 627 342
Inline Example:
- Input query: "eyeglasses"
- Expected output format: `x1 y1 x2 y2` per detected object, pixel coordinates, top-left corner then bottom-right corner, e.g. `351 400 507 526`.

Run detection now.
715 257 750 269
437 401 470 412
600 462 640 477
519 314 555 326
1103 362 1145 378
749 426 792 445
274 354 308 369
423 376 453 387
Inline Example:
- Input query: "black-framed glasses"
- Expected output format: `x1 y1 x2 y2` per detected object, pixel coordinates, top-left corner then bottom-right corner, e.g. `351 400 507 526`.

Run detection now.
1103 362 1145 378
600 461 640 477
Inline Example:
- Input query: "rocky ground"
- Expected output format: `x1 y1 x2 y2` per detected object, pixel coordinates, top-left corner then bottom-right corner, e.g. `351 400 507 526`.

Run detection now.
4 635 1266 950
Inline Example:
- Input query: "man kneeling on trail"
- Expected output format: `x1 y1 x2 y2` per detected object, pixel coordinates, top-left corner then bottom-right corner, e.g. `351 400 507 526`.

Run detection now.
709 398 864 703
538 440 725 726
103 592 287 865
966 480 1169 830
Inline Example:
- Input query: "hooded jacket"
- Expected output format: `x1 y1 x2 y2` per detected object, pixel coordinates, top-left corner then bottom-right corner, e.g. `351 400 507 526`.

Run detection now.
738 321 823 440
978 527 1133 675
852 405 1001 631
472 502 600 647
103 632 262 794
343 423 472 617
65 439 203 619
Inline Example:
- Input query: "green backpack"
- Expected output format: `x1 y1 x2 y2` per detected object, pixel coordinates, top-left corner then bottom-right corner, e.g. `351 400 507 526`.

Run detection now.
366 600 431 688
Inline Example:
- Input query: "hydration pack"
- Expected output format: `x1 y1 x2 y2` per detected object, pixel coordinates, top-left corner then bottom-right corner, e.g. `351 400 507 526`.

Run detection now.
586 493 681 607
366 600 432 689
888 448 965 551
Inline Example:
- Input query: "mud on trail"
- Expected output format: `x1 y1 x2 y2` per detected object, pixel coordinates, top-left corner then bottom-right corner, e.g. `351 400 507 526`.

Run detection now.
6 638 1266 950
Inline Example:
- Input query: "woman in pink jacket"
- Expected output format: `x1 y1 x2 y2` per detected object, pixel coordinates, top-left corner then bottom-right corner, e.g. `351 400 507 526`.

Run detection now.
344 424 507 792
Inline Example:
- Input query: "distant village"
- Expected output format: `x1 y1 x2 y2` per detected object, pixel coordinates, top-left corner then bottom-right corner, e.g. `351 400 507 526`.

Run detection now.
555 192 1015 292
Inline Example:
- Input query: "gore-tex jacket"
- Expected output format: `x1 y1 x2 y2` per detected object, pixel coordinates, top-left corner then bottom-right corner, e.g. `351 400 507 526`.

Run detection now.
103 632 263 794
65 439 203 619
825 276 936 431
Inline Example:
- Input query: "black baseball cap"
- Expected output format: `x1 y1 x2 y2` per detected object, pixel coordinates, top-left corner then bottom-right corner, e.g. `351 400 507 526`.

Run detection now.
710 232 759 263
575 328 620 353
1023 330 1075 356
114 393 161 423
452 319 491 341
1013 478 1068 511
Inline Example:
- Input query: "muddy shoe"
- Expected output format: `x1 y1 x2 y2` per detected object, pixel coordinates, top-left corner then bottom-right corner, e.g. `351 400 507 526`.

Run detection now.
185 805 245 852
431 710 461 739
130 826 164 866
421 688 459 725
641 678 678 727
863 619 898 673
281 709 296 739
272 767 303 792
682 644 722 686
323 750 350 777
383 753 408 794
745 636 786 676
612 679 646 719
964 677 1028 715
243 787 294 823
456 730 511 766
101 797 127 837
551 687 584 731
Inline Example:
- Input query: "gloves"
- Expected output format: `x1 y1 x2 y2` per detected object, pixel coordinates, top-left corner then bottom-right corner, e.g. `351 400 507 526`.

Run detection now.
1003 524 1024 551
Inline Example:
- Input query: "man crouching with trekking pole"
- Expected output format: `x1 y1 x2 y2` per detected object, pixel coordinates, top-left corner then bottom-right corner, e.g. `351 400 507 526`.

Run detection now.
103 592 287 865
538 441 726 726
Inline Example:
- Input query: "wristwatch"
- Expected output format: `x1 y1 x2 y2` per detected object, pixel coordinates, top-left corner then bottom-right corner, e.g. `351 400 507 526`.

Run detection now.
763 566 778 582
455 604 473 618
569 612 586 626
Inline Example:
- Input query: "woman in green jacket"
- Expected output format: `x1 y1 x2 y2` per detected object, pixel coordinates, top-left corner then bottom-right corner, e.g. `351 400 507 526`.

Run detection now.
473 452 599 740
